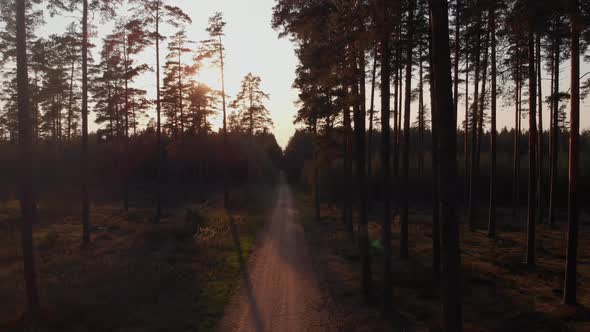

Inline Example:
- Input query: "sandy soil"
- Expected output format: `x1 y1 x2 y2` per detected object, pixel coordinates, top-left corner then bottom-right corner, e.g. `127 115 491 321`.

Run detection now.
219 181 338 332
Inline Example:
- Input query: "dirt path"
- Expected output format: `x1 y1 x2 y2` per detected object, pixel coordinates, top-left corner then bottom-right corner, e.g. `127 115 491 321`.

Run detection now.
218 181 337 332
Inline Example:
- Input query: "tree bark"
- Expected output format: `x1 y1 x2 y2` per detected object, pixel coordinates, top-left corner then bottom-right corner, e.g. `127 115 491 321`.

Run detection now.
536 32 544 225
467 8 481 230
155 4 163 223
81 0 90 244
16 0 41 323
123 31 130 211
220 34 229 209
464 47 469 206
313 118 320 221
548 18 560 227
401 0 415 260
563 0 580 304
488 5 497 238
453 0 461 126
354 50 371 303
367 52 377 212
429 0 463 329
526 24 537 267
343 93 354 235
67 60 75 142
380 1 392 310
513 42 521 217
428 9 441 280
418 46 425 177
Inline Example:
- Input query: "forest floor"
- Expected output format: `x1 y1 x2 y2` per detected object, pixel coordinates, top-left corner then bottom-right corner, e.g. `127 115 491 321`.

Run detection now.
296 194 590 332
0 187 272 332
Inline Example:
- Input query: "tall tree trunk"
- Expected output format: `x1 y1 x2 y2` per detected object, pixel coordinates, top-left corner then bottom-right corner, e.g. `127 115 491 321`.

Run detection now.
155 5 163 223
354 49 371 303
401 0 416 260
488 5 497 238
81 0 90 244
548 19 560 227
467 9 481 230
453 0 461 126
428 10 441 280
313 118 320 221
393 21 401 225
418 47 425 177
430 0 463 329
343 97 354 235
393 29 401 215
380 2 393 310
526 24 537 267
513 43 521 217
16 0 41 323
464 48 469 206
367 52 377 212
220 34 229 209
123 33 130 211
178 49 184 136
536 33 544 225
476 22 490 178
563 1 580 304
67 60 75 141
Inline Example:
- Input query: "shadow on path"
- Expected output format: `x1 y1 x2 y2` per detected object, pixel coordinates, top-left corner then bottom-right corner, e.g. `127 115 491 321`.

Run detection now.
230 217 265 332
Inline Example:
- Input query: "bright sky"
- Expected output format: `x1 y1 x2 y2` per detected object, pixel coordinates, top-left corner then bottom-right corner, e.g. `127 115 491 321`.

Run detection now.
39 0 590 148
44 0 299 148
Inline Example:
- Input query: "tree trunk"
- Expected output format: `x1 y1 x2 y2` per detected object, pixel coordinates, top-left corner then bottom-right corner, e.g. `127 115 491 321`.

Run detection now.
513 42 521 217
313 118 320 221
467 9 481 230
393 26 402 216
367 52 377 212
220 35 229 209
380 2 393 310
453 0 461 126
155 5 163 223
548 19 560 227
400 0 415 260
428 9 441 280
81 0 91 244
464 48 469 206
16 0 41 323
343 95 354 235
67 60 75 141
563 1 580 304
488 5 497 238
430 0 463 329
476 21 490 180
536 32 544 225
526 25 537 267
418 47 425 177
123 33 130 211
354 49 371 303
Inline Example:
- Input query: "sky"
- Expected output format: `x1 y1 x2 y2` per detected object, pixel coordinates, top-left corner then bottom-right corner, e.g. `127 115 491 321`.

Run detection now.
39 0 590 148
44 0 299 148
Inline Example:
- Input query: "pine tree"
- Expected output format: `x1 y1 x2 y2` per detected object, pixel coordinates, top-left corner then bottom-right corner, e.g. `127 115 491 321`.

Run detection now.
430 0 463 329
162 29 195 138
229 73 273 137
15 0 41 325
200 12 229 208
129 0 190 222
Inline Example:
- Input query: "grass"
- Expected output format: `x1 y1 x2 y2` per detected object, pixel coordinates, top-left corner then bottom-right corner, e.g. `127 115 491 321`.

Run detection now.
0 195 269 332
295 193 590 331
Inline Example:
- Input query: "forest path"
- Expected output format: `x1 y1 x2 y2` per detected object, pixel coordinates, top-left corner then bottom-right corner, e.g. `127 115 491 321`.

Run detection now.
218 178 337 332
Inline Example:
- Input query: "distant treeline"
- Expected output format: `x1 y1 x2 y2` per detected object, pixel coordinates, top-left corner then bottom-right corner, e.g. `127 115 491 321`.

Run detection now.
0 131 282 207
285 128 590 211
